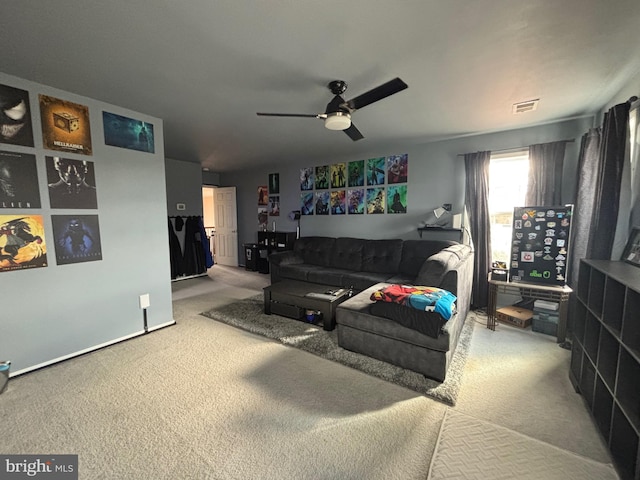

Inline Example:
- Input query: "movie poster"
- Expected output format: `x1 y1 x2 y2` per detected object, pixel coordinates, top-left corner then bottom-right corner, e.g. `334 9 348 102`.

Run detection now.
300 168 314 191
0 214 48 272
366 157 385 185
45 156 98 209
348 189 364 214
387 153 408 184
257 185 268 205
330 163 346 188
258 207 268 228
268 173 279 194
315 165 329 189
348 160 364 187
387 185 407 213
315 191 330 215
301 192 314 215
367 187 385 214
268 196 279 216
39 95 92 155
0 150 41 209
51 214 102 265
0 84 34 147
102 111 155 153
330 190 346 215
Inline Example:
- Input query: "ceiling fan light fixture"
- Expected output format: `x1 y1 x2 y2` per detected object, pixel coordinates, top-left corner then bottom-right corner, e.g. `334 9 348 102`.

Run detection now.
324 112 351 131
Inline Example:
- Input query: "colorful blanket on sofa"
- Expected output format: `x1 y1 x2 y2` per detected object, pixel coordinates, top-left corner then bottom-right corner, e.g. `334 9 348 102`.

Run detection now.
370 284 457 320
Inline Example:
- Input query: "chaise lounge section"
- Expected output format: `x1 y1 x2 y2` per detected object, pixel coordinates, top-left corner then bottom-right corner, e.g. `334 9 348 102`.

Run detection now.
268 236 474 381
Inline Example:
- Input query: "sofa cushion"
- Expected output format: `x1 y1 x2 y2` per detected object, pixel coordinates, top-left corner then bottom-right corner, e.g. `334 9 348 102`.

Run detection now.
342 271 395 291
336 283 452 352
328 237 365 270
369 284 457 320
415 244 471 287
361 239 403 273
278 263 318 282
307 267 350 286
294 236 335 266
398 240 457 277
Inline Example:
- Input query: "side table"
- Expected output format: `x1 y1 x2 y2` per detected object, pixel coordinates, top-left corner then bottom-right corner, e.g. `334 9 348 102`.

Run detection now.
487 279 572 345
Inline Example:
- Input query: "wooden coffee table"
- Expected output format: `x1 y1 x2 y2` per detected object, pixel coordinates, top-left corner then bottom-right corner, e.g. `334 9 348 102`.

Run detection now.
263 280 351 331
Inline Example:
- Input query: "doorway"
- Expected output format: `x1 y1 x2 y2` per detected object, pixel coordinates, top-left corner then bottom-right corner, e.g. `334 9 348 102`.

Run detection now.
202 186 238 266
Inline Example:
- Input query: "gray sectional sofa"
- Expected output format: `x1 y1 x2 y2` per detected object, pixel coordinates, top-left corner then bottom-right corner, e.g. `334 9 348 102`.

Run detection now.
268 236 474 382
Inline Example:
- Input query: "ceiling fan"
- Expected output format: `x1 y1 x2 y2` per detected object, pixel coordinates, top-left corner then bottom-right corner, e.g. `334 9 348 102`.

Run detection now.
257 77 408 141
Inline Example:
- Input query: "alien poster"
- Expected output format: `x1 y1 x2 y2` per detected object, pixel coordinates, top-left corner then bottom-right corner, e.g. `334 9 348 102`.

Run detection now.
39 94 92 155
102 111 155 153
0 83 34 147
0 150 41 209
0 214 48 272
45 156 98 209
51 214 102 265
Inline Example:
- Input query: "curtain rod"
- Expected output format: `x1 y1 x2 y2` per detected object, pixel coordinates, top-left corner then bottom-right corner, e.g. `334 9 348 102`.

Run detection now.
457 138 575 157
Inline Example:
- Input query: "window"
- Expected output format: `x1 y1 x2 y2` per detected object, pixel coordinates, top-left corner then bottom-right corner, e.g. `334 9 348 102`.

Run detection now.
489 150 529 264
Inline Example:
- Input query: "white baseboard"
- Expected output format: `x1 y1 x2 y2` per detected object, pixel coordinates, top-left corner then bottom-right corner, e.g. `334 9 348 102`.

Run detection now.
10 320 176 377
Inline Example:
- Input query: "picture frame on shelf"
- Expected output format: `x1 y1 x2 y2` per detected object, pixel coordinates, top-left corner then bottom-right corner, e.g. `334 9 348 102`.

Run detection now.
621 226 640 267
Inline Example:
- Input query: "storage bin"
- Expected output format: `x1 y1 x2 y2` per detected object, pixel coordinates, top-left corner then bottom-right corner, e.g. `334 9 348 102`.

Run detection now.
532 313 558 336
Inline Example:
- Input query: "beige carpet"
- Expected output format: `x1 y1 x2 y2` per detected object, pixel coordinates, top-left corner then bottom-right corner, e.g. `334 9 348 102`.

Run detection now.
428 410 618 480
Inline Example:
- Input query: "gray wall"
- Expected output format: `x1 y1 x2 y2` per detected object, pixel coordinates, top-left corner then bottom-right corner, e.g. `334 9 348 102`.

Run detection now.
221 116 594 256
165 157 203 217
1 72 174 375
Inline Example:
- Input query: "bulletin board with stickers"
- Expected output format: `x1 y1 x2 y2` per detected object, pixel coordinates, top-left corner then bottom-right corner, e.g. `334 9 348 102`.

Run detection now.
509 205 573 286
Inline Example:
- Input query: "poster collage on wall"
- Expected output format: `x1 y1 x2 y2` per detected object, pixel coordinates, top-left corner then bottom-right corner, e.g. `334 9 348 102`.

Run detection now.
300 153 408 216
0 81 154 272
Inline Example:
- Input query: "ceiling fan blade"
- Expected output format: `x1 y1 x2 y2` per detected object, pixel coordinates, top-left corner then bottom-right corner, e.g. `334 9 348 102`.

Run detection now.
344 77 408 111
344 123 364 141
257 112 323 118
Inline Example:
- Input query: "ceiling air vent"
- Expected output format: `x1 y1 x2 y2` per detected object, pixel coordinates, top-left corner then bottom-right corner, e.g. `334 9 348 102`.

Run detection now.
512 99 539 114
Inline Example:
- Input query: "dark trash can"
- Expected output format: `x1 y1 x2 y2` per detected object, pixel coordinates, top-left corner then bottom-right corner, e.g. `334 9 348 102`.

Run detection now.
0 360 10 394
244 243 259 271
257 245 270 274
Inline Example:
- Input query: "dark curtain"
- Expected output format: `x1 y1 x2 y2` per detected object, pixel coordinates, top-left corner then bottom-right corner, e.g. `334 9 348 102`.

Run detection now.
464 151 492 309
525 141 568 206
587 101 630 260
567 129 601 286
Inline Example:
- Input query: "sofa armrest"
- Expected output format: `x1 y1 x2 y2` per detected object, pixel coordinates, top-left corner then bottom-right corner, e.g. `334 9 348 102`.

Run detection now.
269 250 303 266
269 250 304 284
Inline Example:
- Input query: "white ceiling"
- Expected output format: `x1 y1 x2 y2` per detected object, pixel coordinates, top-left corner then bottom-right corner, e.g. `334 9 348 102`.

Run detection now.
2 0 640 172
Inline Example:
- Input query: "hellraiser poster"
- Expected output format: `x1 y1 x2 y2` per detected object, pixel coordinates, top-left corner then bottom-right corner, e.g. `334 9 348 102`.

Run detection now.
103 111 155 153
0 214 48 272
39 95 92 155
0 150 41 209
0 83 34 147
51 214 102 265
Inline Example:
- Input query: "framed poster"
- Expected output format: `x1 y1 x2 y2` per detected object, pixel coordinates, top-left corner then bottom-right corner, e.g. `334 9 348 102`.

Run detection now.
387 185 407 213
315 191 329 215
621 226 640 267
46 156 98 209
509 205 572 285
348 189 364 214
366 157 385 185
330 190 346 215
330 163 346 188
0 214 48 272
366 187 385 214
386 153 408 184
39 95 92 155
0 150 41 208
103 111 155 153
348 160 364 187
300 168 314 191
268 173 279 194
51 214 103 265
0 83 34 147
258 185 268 205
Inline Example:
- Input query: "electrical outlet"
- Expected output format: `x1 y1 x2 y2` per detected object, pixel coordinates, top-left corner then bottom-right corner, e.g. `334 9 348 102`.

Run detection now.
176 203 186 211
139 294 150 309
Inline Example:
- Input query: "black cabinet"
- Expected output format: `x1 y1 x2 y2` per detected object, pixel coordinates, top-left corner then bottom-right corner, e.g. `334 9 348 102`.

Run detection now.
570 259 640 479
257 231 297 252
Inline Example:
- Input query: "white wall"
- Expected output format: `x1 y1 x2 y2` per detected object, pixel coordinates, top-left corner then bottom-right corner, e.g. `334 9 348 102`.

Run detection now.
0 72 174 375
